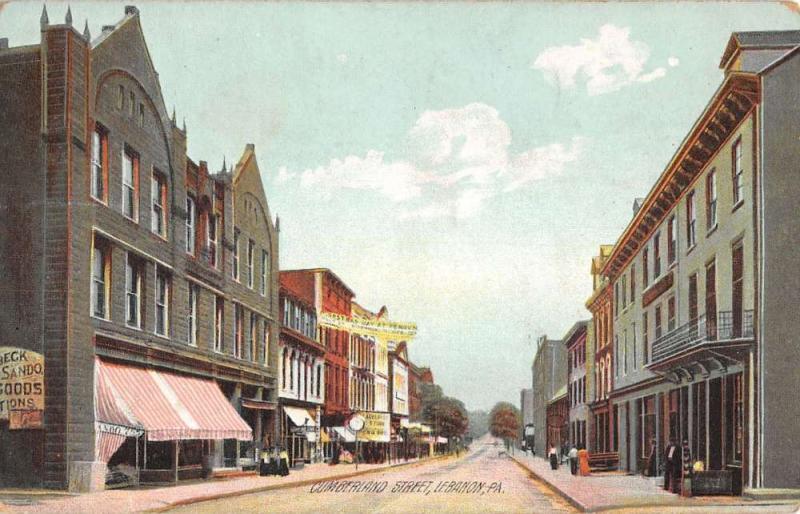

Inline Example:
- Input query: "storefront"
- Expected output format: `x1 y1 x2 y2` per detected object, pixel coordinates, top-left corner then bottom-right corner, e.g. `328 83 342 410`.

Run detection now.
281 405 319 467
94 358 253 486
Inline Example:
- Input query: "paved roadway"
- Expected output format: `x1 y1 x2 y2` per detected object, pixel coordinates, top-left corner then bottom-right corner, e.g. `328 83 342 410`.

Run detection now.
169 438 577 514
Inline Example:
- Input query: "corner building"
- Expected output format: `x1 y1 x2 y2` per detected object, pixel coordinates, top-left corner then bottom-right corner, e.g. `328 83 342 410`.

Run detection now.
601 31 800 492
0 7 279 490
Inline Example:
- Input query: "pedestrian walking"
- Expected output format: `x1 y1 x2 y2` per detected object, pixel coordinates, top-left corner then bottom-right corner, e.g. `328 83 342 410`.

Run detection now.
568 445 578 475
578 446 591 476
663 438 677 492
548 445 559 470
279 446 290 476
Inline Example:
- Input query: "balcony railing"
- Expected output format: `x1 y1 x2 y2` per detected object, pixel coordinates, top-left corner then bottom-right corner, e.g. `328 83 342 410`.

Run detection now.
650 310 754 364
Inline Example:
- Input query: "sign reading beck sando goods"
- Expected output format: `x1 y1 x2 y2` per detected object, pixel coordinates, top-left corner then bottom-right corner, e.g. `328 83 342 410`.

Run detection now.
356 411 390 442
0 347 45 426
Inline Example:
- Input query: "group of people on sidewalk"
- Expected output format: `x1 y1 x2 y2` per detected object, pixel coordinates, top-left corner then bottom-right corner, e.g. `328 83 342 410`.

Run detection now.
548 445 590 476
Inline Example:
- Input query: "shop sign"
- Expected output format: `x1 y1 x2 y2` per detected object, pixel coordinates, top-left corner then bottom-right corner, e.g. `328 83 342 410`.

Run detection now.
0 347 44 421
356 411 390 442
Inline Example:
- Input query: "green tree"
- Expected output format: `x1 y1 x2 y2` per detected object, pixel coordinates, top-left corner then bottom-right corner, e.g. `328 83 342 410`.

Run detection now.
489 402 521 453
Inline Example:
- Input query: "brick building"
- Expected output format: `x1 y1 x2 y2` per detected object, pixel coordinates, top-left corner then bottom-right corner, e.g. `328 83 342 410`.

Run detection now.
564 321 590 450
0 6 279 491
531 336 566 457
278 273 325 466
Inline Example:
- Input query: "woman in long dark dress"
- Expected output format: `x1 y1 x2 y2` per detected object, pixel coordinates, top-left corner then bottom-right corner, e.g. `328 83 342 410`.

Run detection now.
279 447 290 476
548 445 559 470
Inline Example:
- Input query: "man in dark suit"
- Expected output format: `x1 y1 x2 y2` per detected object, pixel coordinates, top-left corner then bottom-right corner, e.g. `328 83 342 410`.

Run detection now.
663 438 677 491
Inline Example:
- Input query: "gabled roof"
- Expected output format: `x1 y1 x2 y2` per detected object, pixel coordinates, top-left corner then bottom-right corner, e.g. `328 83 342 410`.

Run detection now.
720 30 800 69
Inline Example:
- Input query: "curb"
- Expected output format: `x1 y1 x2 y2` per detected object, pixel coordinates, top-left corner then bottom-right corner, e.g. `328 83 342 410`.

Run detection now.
146 454 455 513
509 455 588 512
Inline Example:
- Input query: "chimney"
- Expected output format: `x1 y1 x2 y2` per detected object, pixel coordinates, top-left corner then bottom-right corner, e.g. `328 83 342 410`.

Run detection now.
124 6 139 16
102 25 115 34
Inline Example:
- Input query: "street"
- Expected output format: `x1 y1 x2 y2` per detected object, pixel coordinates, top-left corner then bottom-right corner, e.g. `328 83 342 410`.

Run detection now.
169 438 576 514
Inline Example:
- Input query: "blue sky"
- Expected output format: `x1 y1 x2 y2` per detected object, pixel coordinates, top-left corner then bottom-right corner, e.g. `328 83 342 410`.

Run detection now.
2 2 798 410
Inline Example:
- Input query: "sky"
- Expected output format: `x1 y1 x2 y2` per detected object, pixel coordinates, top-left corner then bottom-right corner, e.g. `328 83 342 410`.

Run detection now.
2 1 799 411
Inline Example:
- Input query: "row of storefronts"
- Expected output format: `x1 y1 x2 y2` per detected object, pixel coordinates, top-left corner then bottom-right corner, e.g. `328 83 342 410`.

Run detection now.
532 29 800 494
0 6 440 491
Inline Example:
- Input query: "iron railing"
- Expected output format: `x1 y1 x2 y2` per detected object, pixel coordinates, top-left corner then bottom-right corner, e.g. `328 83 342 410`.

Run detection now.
650 310 753 364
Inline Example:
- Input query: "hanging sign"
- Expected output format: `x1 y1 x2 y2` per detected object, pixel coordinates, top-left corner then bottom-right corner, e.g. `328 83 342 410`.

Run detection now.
0 347 44 421
318 313 417 339
355 411 390 442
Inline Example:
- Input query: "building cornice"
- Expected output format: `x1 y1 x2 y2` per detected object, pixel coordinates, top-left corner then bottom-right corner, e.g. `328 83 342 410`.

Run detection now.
601 72 760 280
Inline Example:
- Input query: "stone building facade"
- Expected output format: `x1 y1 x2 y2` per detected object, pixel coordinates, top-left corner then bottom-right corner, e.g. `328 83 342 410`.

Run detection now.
0 6 279 491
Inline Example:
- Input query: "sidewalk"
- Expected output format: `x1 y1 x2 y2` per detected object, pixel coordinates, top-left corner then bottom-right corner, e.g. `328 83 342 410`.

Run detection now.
511 451 797 512
0 456 440 514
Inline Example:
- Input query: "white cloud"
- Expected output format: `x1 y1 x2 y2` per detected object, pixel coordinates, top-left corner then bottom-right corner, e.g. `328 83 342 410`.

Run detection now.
337 53 349 64
533 24 670 96
281 103 585 219
668 56 680 67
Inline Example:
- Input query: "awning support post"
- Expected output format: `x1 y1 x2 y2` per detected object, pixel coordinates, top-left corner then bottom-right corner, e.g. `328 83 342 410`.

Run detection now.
174 440 179 482
135 434 140 486
144 435 148 470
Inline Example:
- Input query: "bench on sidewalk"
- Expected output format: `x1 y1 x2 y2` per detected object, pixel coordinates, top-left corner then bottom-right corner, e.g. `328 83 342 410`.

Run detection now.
588 452 619 471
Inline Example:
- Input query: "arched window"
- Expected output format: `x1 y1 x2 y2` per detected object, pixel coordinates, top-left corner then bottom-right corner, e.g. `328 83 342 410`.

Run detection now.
290 350 296 390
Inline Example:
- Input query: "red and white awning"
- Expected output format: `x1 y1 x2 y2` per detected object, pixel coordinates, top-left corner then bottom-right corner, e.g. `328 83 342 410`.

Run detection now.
95 358 252 442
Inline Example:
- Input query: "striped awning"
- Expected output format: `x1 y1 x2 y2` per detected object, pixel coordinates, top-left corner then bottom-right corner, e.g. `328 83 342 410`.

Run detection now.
96 358 252 442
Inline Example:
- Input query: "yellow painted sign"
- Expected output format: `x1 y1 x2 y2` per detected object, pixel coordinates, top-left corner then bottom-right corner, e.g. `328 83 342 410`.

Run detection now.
0 347 45 420
356 411 390 442
319 312 417 339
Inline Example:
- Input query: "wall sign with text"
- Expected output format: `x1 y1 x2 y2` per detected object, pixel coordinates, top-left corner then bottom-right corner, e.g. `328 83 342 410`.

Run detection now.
0 347 45 424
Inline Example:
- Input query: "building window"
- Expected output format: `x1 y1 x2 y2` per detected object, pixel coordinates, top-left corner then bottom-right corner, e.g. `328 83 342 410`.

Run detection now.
232 230 240 281
125 253 142 328
667 296 676 332
732 241 744 337
207 214 219 268
260 250 268 296
247 239 255 289
90 126 108 202
129 91 135 117
187 282 198 346
706 259 717 337
653 232 661 278
667 215 677 265
642 247 649 288
642 311 650 363
614 282 619 316
234 304 243 358
185 196 196 255
122 149 139 221
138 103 145 127
151 172 167 238
621 275 627 308
623 330 628 375
687 190 696 248
249 313 257 361
117 85 125 110
155 267 169 337
630 264 636 300
214 295 224 352
706 168 717 230
614 335 619 377
91 237 110 319
268 320 269 366
732 139 744 205
283 297 290 326
632 322 637 370
654 304 662 340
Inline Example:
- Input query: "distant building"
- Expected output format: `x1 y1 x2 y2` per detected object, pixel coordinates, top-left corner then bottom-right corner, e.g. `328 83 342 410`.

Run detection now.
564 321 590 450
531 336 567 457
520 388 534 444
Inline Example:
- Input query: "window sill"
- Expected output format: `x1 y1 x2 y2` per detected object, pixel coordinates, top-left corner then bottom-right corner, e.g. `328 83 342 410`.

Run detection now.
91 313 111 323
122 213 139 225
732 200 745 214
686 243 697 256
667 261 677 272
90 196 109 207
706 223 719 238
154 332 170 341
125 323 143 331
